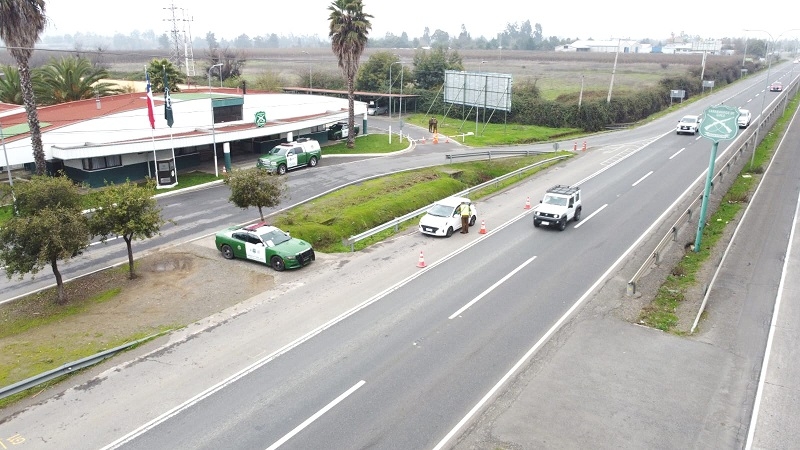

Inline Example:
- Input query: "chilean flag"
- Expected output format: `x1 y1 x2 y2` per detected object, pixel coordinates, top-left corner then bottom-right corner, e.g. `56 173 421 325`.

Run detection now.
145 71 156 129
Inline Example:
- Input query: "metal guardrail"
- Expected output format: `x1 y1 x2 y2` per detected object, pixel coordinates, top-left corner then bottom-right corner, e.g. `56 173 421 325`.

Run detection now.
626 77 796 296
344 154 570 251
444 149 550 163
0 333 163 400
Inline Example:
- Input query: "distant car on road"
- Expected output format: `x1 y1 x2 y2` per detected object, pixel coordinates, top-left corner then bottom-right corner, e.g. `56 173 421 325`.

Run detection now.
769 82 783 92
419 197 477 237
215 222 315 271
737 109 751 128
676 115 701 135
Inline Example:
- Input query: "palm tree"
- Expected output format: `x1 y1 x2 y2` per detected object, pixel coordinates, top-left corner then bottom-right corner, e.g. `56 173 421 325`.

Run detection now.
328 0 372 149
0 65 23 104
0 0 48 175
36 56 123 105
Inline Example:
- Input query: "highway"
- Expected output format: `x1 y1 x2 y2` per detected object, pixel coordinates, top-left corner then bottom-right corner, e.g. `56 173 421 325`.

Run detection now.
0 63 798 449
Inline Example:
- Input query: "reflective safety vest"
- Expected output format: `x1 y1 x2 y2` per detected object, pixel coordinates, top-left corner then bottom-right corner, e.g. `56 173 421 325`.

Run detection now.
460 203 470 216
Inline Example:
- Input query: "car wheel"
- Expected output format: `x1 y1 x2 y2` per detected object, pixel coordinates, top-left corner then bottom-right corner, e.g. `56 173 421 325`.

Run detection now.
270 256 286 271
446 226 454 237
574 207 582 222
277 164 287 175
469 215 476 226
533 218 540 228
221 244 234 260
558 217 567 231
308 156 318 167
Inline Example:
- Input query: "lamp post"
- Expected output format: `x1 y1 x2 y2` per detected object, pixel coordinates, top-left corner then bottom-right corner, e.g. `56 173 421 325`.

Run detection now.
301 51 312 92
744 29 800 167
208 63 223 177
0 120 16 211
390 61 402 121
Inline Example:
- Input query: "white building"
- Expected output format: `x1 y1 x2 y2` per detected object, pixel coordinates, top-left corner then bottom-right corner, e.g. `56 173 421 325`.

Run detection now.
0 89 367 188
555 39 652 54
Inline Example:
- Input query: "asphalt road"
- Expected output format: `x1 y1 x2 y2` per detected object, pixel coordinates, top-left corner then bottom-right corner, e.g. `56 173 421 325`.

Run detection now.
1 63 798 449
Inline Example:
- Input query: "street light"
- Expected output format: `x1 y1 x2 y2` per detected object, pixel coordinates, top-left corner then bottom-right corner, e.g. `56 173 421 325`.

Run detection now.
744 29 800 167
301 51 312 92
389 61 402 120
208 63 223 177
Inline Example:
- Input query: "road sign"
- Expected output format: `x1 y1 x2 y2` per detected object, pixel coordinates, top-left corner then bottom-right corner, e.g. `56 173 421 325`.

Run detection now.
700 105 739 142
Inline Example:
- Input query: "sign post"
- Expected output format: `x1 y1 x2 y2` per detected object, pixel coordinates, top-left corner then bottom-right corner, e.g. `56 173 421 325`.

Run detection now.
694 105 740 251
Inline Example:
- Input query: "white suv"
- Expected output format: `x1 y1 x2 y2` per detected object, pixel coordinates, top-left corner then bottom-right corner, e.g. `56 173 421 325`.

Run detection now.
676 115 701 135
533 185 582 231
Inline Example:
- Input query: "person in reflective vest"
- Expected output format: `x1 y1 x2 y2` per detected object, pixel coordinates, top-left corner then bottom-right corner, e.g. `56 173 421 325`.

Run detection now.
459 202 471 234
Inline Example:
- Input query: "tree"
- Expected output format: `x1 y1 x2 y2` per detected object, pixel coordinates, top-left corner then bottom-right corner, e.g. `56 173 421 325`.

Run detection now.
89 179 167 279
36 56 123 105
0 175 90 304
0 0 48 175
146 59 184 93
234 33 252 48
0 65 23 104
356 51 402 92
413 47 463 90
328 0 372 149
224 168 286 221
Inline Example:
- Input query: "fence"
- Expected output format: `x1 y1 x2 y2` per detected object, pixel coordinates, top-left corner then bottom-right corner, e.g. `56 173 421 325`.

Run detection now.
444 149 551 163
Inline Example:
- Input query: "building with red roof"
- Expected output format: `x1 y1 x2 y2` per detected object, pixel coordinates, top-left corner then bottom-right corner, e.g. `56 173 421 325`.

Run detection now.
0 88 366 188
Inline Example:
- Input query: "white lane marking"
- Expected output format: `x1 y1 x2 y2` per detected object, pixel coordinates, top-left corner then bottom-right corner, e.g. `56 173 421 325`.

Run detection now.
448 256 537 320
669 148 686 160
432 146 725 449
265 380 366 450
573 131 672 187
695 135 701 141
90 236 122 246
743 100 800 449
632 171 654 187
573 204 607 229
747 98 753 103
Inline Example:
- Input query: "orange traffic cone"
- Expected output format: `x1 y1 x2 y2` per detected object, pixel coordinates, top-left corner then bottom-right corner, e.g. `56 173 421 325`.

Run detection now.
433 133 439 144
417 251 426 268
479 220 487 234
573 142 577 151
524 197 531 209
582 141 587 151
445 135 450 143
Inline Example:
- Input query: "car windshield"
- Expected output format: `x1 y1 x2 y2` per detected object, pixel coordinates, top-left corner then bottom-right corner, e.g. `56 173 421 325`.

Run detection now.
543 195 567 206
269 147 288 156
258 229 291 247
427 203 454 217
680 117 696 123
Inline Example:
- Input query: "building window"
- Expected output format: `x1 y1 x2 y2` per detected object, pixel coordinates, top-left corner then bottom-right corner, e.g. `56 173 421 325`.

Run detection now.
176 147 199 156
82 155 123 171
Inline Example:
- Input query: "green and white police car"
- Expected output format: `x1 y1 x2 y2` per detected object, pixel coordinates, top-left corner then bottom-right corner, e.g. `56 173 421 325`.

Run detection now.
215 222 315 271
256 138 321 175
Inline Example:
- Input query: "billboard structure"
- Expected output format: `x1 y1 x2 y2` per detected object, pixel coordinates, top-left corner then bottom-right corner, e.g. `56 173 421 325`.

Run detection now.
443 70 512 136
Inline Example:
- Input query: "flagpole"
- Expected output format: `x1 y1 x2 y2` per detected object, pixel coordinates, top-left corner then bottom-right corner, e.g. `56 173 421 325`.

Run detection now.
151 129 158 188
163 65 177 186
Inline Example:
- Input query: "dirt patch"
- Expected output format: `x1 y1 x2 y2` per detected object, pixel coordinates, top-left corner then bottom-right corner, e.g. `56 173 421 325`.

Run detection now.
0 243 272 386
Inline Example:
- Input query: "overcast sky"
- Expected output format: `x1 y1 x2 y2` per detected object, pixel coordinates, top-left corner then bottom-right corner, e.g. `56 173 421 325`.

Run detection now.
43 0 799 42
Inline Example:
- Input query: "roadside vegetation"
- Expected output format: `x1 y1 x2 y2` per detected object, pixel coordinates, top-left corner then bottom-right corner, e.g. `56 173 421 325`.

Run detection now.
274 153 571 252
639 92 800 333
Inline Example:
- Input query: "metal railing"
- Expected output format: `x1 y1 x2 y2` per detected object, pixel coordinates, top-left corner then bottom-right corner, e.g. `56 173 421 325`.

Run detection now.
0 333 163 400
344 155 570 251
445 149 551 163
626 76 796 295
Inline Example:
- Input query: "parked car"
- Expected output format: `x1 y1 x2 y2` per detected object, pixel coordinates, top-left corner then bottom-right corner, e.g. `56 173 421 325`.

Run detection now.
327 122 360 140
367 104 388 116
256 138 321 175
737 109 751 128
419 197 477 237
215 222 315 271
676 115 702 135
769 82 783 92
